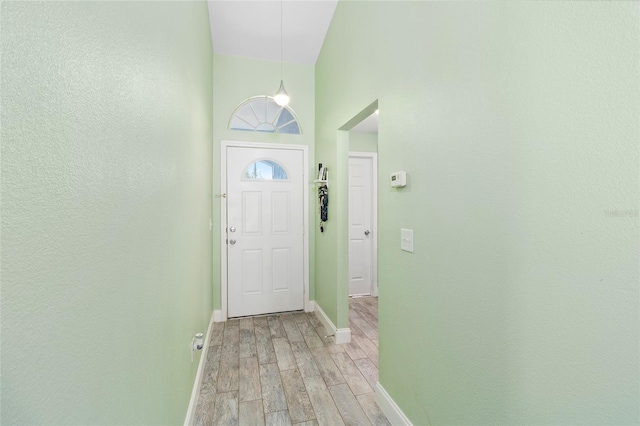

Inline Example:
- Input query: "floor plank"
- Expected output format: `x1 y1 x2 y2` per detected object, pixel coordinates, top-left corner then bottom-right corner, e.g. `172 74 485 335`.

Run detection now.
255 326 278 365
194 344 223 425
310 346 346 387
348 320 365 338
343 339 368 361
239 357 262 402
297 322 325 348
253 316 269 328
268 316 287 338
240 327 258 359
351 335 378 367
265 410 293 426
239 399 265 426
329 383 371 426
350 315 378 341
272 337 297 371
358 309 378 329
218 348 240 392
280 369 316 424
193 381 216 426
308 314 324 330
213 391 239 426
353 358 378 390
222 324 240 355
281 316 305 343
330 352 373 395
260 363 288 413
302 375 345 426
209 322 225 347
325 342 346 354
200 344 222 385
240 317 254 330
292 313 310 324
290 341 321 378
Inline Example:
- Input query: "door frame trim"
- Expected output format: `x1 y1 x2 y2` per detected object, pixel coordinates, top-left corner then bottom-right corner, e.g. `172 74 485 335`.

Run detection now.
348 151 378 296
220 140 310 320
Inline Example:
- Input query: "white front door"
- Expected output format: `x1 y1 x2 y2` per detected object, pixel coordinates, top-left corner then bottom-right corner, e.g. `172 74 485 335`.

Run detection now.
226 146 304 317
349 154 375 296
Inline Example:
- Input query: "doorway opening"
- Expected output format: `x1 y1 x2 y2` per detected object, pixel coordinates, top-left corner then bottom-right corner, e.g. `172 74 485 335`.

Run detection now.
341 101 379 366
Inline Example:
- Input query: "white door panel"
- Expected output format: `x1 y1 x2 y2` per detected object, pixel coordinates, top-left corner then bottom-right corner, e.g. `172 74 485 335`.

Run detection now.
349 156 374 296
227 147 304 317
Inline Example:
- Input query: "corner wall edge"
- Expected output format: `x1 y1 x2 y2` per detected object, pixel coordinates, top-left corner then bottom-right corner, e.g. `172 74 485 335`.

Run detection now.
314 301 351 344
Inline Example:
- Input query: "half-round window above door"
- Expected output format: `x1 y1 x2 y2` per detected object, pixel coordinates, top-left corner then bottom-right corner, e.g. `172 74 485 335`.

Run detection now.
229 96 302 135
243 159 289 181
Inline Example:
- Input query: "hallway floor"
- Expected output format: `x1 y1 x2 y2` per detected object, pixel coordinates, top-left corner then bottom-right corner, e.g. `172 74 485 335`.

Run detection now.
193 296 389 425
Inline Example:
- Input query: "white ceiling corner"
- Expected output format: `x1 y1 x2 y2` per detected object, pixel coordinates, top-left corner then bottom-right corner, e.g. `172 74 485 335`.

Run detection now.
207 0 338 66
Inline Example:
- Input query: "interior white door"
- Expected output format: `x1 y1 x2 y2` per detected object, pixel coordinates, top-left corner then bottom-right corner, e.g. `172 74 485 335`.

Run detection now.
227 146 304 317
349 155 374 296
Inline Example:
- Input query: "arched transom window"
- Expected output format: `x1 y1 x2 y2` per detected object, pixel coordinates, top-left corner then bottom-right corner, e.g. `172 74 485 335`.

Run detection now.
243 159 288 181
229 96 302 135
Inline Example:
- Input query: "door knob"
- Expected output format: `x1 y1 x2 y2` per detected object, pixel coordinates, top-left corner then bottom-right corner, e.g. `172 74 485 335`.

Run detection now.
364 230 370 236
229 239 236 245
229 226 236 233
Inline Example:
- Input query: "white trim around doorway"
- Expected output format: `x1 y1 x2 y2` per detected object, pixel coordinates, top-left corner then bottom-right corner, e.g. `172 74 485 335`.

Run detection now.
348 151 379 297
219 141 310 321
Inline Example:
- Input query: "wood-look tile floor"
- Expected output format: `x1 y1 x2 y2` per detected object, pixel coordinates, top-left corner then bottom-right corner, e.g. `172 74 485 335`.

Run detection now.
194 296 389 426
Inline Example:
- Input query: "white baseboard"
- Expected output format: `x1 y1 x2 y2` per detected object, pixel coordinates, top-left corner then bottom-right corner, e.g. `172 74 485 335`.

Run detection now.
213 309 224 322
184 312 216 426
375 382 413 426
314 302 351 344
333 327 351 344
305 299 315 313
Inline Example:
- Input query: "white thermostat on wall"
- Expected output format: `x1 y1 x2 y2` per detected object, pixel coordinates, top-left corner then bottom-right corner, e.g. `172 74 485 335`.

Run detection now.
390 171 407 188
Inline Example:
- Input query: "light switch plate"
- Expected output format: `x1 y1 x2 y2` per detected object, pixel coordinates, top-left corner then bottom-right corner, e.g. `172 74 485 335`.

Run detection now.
401 228 414 253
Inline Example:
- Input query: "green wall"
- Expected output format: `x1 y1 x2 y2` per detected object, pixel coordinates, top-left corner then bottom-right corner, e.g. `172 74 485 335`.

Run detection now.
316 1 639 424
212 54 315 312
349 132 378 153
1 2 213 423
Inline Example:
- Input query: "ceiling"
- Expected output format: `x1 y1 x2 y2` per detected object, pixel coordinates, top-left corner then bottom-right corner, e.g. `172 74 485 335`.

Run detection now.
207 0 338 66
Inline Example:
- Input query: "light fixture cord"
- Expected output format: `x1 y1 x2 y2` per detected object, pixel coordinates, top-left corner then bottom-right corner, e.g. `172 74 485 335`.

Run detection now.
280 0 283 80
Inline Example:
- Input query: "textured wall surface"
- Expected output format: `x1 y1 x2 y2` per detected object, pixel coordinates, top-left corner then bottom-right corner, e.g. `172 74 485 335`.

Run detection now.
349 132 378 153
1 2 213 423
211 53 315 311
316 1 639 424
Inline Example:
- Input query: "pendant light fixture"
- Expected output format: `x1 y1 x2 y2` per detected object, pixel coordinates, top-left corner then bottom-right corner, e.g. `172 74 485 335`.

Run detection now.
274 0 290 107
